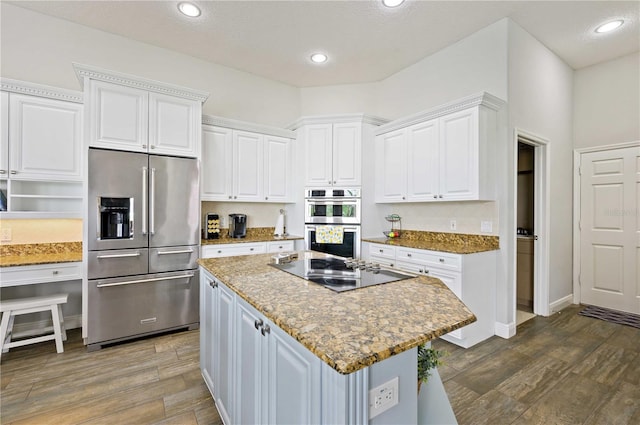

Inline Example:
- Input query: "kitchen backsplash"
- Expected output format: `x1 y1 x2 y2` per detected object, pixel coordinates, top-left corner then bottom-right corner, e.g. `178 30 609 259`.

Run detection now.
0 219 83 245
201 202 288 229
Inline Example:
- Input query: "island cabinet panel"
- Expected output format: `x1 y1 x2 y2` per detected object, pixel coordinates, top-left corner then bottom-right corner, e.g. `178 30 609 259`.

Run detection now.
199 272 216 394
214 279 234 425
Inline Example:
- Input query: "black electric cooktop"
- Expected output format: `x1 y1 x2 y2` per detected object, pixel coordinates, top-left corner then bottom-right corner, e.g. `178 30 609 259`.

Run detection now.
270 256 414 292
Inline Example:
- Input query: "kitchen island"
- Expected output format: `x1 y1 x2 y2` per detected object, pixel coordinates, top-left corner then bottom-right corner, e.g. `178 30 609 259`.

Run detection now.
199 251 475 424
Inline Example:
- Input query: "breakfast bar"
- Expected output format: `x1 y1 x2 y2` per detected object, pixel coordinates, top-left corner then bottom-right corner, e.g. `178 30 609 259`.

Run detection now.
199 251 476 424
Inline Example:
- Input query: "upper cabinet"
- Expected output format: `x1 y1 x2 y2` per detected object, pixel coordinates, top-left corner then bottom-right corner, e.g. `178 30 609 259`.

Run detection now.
1 79 84 216
201 116 294 203
75 63 209 158
290 115 387 188
375 93 504 203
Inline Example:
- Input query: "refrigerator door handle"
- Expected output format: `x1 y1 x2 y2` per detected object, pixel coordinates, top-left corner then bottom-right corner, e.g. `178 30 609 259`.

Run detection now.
142 166 148 235
96 273 195 288
96 252 141 259
150 167 156 235
157 249 194 255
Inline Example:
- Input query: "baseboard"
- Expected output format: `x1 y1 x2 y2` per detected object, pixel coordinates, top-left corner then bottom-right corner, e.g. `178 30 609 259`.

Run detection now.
494 321 516 339
10 314 82 338
549 294 574 314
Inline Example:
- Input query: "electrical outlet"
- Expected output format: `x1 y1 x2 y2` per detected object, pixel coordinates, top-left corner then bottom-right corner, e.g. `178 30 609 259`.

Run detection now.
481 221 493 233
1 228 12 242
369 376 399 419
449 219 457 231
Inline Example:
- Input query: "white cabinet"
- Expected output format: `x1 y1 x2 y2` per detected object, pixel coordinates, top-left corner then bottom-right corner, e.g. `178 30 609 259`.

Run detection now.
303 122 362 187
366 242 496 348
200 269 321 425
1 79 84 216
375 93 503 203
201 240 294 259
201 123 294 202
267 240 295 253
75 64 208 158
199 272 216 395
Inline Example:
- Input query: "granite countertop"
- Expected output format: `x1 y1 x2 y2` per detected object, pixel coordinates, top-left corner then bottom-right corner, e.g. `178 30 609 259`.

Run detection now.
0 242 83 267
198 251 476 375
202 226 303 245
363 230 500 254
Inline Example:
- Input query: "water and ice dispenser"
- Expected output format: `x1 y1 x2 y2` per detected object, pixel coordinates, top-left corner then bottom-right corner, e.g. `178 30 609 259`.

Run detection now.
99 197 133 240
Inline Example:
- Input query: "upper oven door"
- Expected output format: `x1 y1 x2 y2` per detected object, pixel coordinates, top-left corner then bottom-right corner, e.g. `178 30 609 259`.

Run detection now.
305 224 361 259
305 198 361 224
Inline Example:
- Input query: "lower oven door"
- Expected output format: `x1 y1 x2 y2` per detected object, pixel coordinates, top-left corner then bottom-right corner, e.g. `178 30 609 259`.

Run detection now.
305 224 361 258
87 270 199 346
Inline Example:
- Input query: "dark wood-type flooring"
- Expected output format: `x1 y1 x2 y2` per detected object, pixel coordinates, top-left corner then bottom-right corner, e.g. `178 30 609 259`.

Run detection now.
1 303 638 424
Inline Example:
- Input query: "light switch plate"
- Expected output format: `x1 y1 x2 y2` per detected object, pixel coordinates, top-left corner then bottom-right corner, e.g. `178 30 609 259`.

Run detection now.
1 228 12 242
449 220 457 231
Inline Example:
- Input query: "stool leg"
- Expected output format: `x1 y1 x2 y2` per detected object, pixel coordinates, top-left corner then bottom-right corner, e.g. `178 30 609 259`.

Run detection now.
50 305 64 354
57 304 67 342
2 315 15 353
0 311 12 358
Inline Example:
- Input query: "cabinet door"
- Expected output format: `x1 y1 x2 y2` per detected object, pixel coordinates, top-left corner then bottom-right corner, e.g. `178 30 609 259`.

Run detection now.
304 124 333 187
407 119 439 201
9 94 82 181
264 135 292 202
375 129 407 202
89 81 148 152
200 272 216 393
332 122 361 186
214 281 235 425
267 240 295 253
439 108 479 200
267 322 321 424
149 93 199 157
235 298 265 425
1 91 8 176
201 126 233 201
233 130 263 201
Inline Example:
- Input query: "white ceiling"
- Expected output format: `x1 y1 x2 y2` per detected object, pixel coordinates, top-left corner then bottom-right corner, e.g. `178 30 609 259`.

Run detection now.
7 1 640 87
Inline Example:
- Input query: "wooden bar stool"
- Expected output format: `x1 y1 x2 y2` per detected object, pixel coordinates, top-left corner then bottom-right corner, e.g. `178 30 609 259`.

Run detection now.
0 293 69 359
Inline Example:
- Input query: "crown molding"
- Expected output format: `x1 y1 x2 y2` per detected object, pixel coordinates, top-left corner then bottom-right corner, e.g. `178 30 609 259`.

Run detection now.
286 113 389 130
202 115 296 139
73 63 209 103
374 92 505 136
1 78 83 103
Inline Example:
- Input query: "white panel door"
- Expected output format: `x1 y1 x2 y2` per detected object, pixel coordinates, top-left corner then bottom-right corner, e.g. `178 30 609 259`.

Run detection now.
439 108 479 200
149 93 199 157
9 94 82 181
1 91 8 175
233 131 263 201
332 122 361 186
304 124 333 187
214 281 235 425
201 126 233 201
199 273 216 393
375 129 407 202
264 135 292 202
89 81 148 152
580 146 640 314
407 119 439 201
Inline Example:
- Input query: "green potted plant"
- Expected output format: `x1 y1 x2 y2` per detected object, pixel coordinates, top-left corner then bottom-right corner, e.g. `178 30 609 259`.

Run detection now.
417 344 446 393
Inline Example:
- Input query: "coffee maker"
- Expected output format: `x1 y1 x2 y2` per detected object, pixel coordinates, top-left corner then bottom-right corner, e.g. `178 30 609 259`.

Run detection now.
229 214 247 238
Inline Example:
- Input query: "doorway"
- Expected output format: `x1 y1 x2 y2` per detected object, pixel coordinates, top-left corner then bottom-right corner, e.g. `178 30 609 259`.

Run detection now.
514 130 550 326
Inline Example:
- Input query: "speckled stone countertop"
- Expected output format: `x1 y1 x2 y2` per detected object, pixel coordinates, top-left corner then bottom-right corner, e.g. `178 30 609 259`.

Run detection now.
198 251 476 375
363 230 499 254
201 227 303 245
0 242 82 267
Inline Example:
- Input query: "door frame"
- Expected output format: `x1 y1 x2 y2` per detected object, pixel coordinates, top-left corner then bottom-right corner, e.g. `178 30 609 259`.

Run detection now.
572 140 640 305
513 129 550 317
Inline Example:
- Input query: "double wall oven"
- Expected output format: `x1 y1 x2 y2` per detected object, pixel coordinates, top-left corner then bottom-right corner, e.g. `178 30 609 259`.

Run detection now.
304 187 361 259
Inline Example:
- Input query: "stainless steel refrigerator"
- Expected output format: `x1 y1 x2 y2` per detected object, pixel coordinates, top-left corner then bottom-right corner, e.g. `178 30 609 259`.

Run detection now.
87 148 200 350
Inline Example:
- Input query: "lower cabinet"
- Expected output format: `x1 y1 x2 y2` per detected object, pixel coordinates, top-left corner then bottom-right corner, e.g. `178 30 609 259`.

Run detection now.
201 240 294 259
367 242 496 348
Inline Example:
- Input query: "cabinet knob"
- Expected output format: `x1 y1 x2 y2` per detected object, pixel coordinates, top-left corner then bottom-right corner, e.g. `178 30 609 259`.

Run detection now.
433 195 437 199
439 258 445 263
407 253 412 258
234 196 237 199
52 270 59 275
254 319 263 330
439 195 443 199
390 263 394 267
278 246 283 249
217 250 222 254
0 170 6 174
333 181 336 184
228 195 232 199
419 269 424 273
142 145 147 149
250 248 254 251
402 196 406 200
379 249 383 253
10 170 17 174
150 145 156 149
328 180 332 184
265 197 268 200
261 324 271 336
425 270 430 274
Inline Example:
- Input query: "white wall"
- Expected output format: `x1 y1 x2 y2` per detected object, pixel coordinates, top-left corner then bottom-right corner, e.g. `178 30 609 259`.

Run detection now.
0 3 300 127
574 52 640 149
507 21 574 322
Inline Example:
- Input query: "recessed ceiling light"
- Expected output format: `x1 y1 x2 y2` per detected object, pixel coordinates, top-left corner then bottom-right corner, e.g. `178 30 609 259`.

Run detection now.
382 0 405 7
178 2 201 18
595 19 624 33
310 53 328 64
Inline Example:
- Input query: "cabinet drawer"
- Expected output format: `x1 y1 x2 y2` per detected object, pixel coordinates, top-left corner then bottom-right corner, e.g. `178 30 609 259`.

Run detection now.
370 255 395 268
202 243 266 258
369 243 396 259
267 240 295 253
397 248 461 271
0 262 82 287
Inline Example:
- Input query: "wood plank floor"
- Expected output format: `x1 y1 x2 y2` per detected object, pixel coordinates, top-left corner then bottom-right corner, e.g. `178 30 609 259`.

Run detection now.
1 303 638 424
